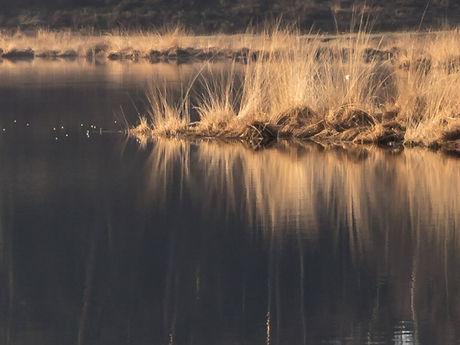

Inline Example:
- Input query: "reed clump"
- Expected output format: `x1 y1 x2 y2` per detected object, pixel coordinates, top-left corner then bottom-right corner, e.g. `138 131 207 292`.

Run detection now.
128 26 460 151
141 82 192 138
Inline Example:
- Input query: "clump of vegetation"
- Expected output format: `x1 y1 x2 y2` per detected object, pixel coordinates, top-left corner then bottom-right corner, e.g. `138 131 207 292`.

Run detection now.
2 22 459 150
0 26 294 61
140 82 192 138
129 25 460 150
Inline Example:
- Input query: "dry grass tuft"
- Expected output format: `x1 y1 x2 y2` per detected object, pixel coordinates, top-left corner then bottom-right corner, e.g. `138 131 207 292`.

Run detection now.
122 26 460 150
193 63 242 137
130 116 151 136
276 106 323 137
136 81 192 138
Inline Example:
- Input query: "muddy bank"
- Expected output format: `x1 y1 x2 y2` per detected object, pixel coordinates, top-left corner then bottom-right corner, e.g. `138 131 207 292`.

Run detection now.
130 107 460 152
130 125 460 154
0 45 268 63
0 42 411 65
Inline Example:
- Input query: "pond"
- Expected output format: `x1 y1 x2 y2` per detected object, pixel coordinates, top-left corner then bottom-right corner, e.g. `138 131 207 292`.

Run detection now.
1 58 460 345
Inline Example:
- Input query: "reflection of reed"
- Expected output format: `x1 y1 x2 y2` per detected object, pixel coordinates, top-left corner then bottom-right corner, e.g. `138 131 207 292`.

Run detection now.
144 139 460 246
143 139 190 206
404 150 460 242
143 139 460 342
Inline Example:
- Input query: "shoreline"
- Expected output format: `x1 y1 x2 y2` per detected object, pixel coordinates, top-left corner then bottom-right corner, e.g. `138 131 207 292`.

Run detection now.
0 30 452 63
129 120 460 153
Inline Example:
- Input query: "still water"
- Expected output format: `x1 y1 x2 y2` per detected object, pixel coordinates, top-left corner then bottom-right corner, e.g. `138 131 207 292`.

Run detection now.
1 59 460 345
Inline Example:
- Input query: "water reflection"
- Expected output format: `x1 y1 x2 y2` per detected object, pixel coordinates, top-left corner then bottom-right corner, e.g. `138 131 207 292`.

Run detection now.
142 139 460 344
145 139 460 239
1 133 460 344
1 58 460 344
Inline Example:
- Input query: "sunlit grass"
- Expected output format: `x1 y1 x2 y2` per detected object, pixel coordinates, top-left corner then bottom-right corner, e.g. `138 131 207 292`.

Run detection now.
141 81 191 138
193 63 243 137
395 30 460 145
129 25 460 148
2 25 460 147
0 28 101 56
0 26 296 58
104 26 190 57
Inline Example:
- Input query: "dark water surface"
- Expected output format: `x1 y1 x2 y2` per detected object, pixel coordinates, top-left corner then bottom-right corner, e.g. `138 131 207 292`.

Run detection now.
1 59 460 345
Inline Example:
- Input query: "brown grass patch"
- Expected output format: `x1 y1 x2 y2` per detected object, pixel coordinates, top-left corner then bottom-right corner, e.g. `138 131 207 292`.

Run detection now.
124 27 460 151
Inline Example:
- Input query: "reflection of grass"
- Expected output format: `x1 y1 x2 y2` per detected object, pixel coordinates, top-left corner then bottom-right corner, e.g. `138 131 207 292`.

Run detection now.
143 139 460 337
127 27 460 149
144 139 460 245
142 138 191 206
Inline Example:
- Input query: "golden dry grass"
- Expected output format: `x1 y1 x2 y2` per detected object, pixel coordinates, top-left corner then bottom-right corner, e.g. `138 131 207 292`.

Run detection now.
0 26 301 58
2 26 460 147
128 26 460 149
193 63 242 136
104 26 191 57
0 28 102 56
142 81 191 137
